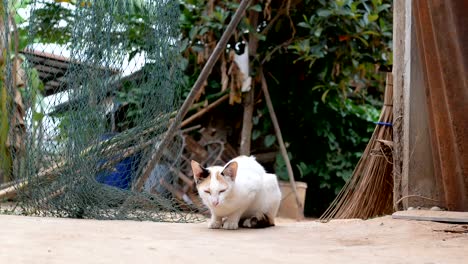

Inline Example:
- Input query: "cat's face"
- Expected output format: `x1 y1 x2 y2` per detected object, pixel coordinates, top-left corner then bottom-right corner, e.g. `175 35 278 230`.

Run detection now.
191 160 238 208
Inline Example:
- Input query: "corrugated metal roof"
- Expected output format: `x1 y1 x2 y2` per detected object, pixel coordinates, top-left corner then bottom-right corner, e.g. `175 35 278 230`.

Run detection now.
21 49 121 96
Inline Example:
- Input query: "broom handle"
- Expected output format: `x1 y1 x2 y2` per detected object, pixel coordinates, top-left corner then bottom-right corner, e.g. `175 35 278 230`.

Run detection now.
134 0 252 191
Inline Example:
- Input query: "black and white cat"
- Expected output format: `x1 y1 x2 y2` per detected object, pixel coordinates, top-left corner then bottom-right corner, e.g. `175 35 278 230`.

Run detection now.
191 155 281 230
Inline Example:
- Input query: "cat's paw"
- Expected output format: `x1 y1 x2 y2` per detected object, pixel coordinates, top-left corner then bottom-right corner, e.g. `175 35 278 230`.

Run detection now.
208 220 222 229
222 221 239 230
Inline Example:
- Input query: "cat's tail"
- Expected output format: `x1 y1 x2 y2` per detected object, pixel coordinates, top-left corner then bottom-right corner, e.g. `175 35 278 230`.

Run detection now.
239 213 275 228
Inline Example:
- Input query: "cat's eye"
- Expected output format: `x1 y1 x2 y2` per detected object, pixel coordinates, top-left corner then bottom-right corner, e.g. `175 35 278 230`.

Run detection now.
219 189 226 193
204 190 211 194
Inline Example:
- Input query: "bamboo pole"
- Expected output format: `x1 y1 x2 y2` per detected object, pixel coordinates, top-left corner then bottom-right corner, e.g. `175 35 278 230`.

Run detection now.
0 133 158 200
181 94 229 127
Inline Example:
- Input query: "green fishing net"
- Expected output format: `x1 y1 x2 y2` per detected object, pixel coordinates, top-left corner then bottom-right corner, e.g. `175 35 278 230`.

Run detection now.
0 0 200 222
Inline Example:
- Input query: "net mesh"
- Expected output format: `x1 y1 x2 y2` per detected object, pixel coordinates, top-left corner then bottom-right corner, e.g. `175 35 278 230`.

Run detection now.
0 0 202 222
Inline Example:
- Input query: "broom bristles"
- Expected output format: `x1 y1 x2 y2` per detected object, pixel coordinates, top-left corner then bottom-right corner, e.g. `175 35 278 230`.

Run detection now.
320 73 394 221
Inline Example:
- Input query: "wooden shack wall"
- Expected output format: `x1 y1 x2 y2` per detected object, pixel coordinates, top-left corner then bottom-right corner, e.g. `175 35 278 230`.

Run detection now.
393 0 468 211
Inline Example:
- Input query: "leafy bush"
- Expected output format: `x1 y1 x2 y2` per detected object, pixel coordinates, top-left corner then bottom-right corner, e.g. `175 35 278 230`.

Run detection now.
268 0 391 215
179 0 392 216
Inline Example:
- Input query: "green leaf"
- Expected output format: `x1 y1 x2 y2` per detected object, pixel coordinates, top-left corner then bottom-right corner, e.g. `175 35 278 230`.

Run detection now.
198 26 209 36
128 49 139 61
355 36 369 46
264 134 276 147
314 27 323 37
350 2 359 12
321 89 330 102
360 30 379 37
336 0 346 7
252 130 261 140
188 27 198 40
252 116 260 125
296 162 313 178
14 14 25 24
368 14 379 22
297 22 311 29
32 112 45 122
316 9 332 17
312 84 325 91
255 32 267 41
377 4 391 13
248 4 262 12
274 152 292 181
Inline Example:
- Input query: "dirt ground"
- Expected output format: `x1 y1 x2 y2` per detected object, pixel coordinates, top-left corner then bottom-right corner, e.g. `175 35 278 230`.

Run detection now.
1 214 467 264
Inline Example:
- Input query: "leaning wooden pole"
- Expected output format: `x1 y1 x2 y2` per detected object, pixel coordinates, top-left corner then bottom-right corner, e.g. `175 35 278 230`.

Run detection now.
134 0 253 191
261 71 304 220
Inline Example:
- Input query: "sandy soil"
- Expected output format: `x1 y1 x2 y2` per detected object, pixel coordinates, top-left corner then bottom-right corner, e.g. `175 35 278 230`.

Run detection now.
0 214 467 264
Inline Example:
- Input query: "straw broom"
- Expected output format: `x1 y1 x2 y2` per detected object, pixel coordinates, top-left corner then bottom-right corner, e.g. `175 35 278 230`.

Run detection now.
320 73 394 220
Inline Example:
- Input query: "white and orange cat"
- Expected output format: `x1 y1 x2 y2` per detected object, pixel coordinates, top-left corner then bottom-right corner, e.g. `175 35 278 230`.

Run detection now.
191 155 281 230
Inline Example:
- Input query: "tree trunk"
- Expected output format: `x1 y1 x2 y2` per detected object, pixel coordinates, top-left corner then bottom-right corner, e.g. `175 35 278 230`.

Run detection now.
0 5 26 183
239 4 259 156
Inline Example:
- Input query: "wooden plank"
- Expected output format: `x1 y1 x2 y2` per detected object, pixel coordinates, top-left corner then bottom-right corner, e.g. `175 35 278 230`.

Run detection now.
183 135 208 162
400 0 413 210
35 64 63 74
404 3 441 209
413 0 468 211
392 210 468 223
39 59 70 70
393 0 442 210
46 80 62 88
391 0 405 210
38 72 53 79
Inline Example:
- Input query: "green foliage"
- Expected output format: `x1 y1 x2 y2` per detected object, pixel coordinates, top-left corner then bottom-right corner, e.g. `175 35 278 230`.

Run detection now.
289 0 392 100
179 0 392 216
0 80 11 180
20 62 46 137
283 0 391 196
274 151 292 181
28 1 74 45
24 0 183 132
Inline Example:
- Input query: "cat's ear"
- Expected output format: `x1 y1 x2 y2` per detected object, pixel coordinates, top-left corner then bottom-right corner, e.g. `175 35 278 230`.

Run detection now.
191 160 210 184
221 161 238 181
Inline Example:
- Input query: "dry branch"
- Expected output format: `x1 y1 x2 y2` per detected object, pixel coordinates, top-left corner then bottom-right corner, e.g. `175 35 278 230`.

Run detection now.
0 180 27 200
260 70 304 220
0 122 163 200
184 134 209 161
